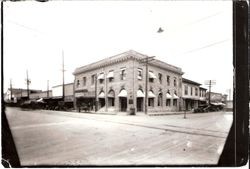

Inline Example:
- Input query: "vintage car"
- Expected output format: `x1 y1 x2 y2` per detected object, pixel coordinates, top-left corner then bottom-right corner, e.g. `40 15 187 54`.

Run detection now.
20 98 46 109
193 102 225 113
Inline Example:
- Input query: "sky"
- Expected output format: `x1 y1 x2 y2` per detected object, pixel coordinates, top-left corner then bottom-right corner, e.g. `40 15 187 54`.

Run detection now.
3 1 233 97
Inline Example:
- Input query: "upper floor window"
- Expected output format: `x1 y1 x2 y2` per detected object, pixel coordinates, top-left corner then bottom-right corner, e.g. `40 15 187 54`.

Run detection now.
149 71 156 82
173 77 177 87
167 75 170 86
83 77 86 86
195 88 198 96
91 75 95 85
138 68 143 80
98 72 104 84
191 87 193 95
184 85 188 95
158 73 162 84
107 70 114 82
76 80 80 88
120 68 126 80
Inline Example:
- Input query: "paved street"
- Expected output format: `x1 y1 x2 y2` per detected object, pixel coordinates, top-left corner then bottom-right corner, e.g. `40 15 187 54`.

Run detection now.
5 107 233 166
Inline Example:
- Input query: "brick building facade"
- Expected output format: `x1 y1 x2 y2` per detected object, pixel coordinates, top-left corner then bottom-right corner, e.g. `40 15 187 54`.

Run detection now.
73 50 183 113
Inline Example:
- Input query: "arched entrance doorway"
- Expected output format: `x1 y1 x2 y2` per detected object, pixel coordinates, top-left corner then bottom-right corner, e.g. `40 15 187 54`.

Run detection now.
98 91 105 108
136 89 145 112
118 89 127 112
107 90 115 107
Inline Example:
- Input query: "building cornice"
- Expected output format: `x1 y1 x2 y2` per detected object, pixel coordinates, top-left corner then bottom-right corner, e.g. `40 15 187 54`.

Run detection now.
73 50 183 75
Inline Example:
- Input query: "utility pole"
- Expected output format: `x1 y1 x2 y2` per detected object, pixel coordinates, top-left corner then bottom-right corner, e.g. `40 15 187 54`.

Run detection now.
26 70 31 99
62 50 65 101
95 73 98 112
205 80 216 104
10 79 13 101
139 56 155 114
228 88 231 101
47 80 49 98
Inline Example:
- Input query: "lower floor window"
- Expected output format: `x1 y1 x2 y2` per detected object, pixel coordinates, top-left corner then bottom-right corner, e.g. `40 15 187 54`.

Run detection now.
173 99 177 106
148 98 154 107
166 99 171 106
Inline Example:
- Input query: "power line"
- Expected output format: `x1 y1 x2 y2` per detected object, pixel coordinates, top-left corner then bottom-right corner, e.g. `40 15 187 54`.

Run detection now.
176 38 231 57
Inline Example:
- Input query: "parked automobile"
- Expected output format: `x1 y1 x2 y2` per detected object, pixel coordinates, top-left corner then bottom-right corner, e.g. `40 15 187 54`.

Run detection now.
20 99 46 109
193 103 225 113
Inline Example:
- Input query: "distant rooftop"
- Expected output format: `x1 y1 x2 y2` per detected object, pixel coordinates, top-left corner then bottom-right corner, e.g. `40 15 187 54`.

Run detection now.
182 78 201 86
73 50 183 75
52 83 74 88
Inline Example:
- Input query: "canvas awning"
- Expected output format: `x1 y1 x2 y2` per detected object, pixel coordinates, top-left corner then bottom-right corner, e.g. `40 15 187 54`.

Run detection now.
166 93 172 98
173 94 179 99
148 91 156 98
118 89 127 97
98 92 105 98
107 91 115 98
137 90 145 98
107 71 114 78
97 73 105 80
149 72 157 79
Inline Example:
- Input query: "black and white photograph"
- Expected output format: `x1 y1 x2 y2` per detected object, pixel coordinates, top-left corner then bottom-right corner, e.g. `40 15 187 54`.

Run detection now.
1 0 248 167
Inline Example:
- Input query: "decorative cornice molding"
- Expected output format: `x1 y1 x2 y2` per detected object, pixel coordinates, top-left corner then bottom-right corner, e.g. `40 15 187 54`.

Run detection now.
73 50 183 75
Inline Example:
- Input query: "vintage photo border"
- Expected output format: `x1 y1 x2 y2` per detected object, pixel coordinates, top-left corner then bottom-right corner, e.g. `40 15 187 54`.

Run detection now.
1 0 249 167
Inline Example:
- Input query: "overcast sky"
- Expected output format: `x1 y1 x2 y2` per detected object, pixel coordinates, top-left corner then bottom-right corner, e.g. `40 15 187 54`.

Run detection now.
3 1 233 97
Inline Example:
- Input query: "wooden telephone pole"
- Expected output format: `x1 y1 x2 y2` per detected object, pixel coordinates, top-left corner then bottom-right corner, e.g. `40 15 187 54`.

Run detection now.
26 70 31 99
205 80 216 104
62 50 65 101
139 56 155 114
47 80 49 98
10 79 13 101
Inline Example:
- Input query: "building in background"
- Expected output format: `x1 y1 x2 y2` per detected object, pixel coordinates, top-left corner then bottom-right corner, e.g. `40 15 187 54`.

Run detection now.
73 50 184 113
206 92 228 104
199 87 207 105
30 91 52 99
181 78 204 110
4 88 43 103
52 83 74 105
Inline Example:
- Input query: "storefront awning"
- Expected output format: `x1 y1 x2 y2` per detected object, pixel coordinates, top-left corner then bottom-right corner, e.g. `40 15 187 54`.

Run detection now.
108 91 115 98
149 72 157 79
97 73 105 80
148 91 156 98
199 97 206 101
107 71 114 78
98 92 105 98
173 94 179 99
166 93 172 98
118 89 127 97
137 90 145 98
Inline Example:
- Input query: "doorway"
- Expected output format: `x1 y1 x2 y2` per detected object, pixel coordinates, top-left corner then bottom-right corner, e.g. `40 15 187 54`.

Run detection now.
136 98 143 112
119 97 127 112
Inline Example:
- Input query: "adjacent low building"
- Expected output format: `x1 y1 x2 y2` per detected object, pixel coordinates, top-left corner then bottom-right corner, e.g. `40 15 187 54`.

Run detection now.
181 78 207 110
206 92 227 104
52 83 74 101
73 50 184 113
4 88 44 103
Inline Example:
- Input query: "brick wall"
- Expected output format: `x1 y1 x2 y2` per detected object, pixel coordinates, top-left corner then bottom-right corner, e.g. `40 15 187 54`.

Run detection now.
74 58 182 112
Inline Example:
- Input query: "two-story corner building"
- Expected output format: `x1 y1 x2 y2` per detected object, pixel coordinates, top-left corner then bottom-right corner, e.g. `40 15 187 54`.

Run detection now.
73 50 184 114
182 78 204 110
